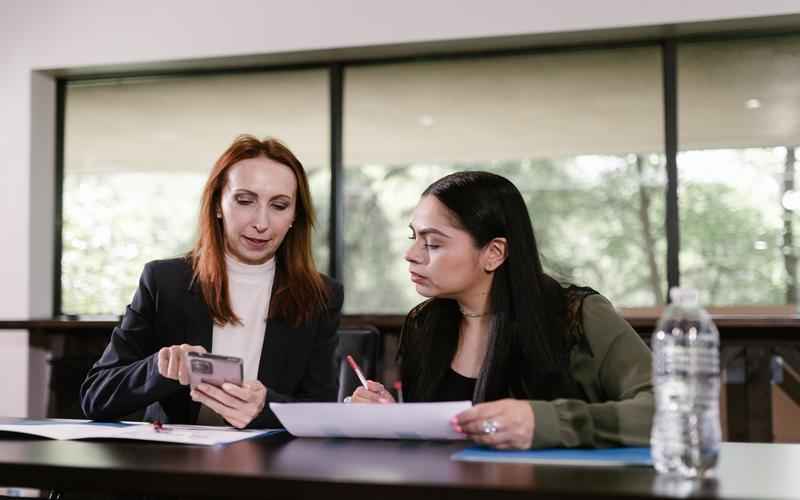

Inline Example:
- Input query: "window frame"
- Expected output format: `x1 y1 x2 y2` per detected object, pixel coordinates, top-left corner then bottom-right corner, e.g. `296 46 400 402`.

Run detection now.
53 29 800 317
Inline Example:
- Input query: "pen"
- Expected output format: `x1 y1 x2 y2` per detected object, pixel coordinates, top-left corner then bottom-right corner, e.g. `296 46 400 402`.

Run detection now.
394 380 404 403
346 354 369 390
151 420 171 433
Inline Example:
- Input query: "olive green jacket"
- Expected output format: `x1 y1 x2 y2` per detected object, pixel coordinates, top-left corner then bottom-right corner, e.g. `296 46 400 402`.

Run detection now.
529 294 654 448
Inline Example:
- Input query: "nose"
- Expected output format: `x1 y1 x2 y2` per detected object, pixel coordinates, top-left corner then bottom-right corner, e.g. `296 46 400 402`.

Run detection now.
253 206 270 233
405 239 423 264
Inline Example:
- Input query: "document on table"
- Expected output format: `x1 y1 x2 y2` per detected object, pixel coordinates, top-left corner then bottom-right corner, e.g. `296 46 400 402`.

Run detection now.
452 446 653 466
270 401 471 440
0 418 282 446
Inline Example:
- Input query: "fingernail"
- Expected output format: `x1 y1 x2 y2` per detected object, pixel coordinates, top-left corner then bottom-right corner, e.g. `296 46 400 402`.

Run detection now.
379 398 389 404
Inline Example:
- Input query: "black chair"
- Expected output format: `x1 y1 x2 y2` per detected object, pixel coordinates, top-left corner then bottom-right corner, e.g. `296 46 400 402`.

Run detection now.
334 326 381 402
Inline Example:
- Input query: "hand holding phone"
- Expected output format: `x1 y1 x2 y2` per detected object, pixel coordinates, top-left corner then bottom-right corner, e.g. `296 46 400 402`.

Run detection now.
191 379 266 429
185 352 243 388
185 352 262 429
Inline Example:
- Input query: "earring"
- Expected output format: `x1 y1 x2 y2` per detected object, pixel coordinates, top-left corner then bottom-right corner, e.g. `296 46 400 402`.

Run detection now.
216 211 222 218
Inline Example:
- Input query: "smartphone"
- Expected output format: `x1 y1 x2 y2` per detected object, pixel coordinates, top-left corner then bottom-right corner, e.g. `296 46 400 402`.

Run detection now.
185 352 243 388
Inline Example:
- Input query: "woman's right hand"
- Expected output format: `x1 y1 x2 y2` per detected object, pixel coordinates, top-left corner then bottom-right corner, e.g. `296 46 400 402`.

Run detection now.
350 380 396 404
157 344 207 385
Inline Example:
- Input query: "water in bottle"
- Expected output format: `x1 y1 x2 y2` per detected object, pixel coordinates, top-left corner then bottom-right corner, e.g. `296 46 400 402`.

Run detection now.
651 287 721 478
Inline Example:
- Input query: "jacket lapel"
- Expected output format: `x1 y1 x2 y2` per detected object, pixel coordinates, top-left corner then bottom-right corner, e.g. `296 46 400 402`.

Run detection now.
258 317 294 388
258 269 312 391
183 278 213 351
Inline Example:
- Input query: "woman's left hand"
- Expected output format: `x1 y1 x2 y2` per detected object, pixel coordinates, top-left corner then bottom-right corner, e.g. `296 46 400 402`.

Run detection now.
190 381 267 429
451 398 535 449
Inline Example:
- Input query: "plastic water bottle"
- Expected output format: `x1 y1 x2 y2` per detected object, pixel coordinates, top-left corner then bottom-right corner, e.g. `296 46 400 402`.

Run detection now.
651 287 721 478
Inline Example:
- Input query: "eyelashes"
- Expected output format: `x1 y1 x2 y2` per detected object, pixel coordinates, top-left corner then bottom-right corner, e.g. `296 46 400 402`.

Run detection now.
234 198 289 210
407 235 440 249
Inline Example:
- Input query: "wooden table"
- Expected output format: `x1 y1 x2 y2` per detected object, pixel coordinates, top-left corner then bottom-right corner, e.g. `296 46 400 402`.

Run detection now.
0 433 799 499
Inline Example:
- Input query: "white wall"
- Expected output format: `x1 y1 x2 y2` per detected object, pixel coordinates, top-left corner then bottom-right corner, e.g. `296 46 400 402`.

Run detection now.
1 0 798 417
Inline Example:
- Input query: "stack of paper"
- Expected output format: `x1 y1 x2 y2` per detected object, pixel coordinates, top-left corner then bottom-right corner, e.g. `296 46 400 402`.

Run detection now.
0 418 280 446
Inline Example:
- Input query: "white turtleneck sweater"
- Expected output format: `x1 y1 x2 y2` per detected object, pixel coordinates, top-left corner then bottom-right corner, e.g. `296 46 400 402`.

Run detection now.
196 254 275 426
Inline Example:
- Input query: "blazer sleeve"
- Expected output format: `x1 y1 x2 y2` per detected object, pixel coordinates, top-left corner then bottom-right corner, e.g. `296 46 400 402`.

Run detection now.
80 262 183 419
528 295 654 448
249 280 344 428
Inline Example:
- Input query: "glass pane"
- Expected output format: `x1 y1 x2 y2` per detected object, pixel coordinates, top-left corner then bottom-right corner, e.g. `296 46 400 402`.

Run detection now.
344 47 665 313
63 70 329 315
678 35 800 307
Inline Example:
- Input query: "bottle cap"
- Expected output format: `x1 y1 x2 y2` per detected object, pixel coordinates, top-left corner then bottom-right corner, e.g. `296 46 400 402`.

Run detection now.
669 287 700 306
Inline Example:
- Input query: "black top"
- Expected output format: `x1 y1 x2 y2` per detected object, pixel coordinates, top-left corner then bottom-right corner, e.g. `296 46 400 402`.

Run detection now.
79 257 343 428
433 367 476 402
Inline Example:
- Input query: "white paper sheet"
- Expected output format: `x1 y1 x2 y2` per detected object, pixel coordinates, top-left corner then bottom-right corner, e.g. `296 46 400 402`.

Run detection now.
102 423 280 445
270 401 471 440
0 418 280 446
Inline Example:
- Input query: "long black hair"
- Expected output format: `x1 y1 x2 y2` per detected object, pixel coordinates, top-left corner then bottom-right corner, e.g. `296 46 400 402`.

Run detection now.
400 171 583 403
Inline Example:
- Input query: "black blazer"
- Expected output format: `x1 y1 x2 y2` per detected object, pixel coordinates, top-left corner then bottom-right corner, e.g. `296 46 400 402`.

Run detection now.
80 257 343 428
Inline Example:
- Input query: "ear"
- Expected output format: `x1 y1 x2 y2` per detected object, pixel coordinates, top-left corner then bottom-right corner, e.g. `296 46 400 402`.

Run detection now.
482 237 508 273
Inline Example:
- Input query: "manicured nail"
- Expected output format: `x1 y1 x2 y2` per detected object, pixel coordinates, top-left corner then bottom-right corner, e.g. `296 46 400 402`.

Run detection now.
379 398 389 404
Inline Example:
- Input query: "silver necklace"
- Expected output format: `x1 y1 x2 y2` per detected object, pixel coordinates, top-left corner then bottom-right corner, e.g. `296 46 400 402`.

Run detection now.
460 308 489 318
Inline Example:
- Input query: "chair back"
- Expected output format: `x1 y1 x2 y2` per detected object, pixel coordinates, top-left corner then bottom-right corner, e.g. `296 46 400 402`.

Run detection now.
335 326 381 402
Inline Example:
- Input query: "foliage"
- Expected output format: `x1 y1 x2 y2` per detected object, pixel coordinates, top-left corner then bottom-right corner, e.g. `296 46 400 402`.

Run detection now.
62 150 796 315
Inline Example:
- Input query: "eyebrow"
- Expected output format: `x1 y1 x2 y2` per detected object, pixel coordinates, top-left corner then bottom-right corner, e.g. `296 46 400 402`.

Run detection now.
232 189 293 201
409 223 451 238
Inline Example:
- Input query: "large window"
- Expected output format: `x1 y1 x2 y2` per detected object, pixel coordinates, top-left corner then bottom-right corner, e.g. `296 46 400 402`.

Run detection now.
62 70 330 315
343 47 665 313
59 34 800 317
678 35 800 307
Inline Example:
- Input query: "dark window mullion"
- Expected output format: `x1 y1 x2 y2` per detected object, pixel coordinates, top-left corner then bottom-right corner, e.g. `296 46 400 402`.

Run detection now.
54 79 66 316
662 40 680 302
329 64 344 281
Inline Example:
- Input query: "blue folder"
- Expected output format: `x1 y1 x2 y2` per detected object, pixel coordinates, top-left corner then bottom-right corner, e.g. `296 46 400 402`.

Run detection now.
452 446 653 466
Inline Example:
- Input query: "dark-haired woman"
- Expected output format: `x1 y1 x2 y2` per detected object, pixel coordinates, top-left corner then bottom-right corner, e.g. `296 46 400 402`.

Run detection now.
81 135 343 429
351 171 653 449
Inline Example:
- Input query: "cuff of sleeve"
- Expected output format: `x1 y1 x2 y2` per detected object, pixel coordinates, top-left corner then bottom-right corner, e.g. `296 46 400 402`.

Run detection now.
249 391 285 429
265 388 291 403
530 400 562 449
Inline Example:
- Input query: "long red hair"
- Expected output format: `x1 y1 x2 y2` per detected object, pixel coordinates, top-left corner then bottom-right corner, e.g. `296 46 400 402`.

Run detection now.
190 135 328 327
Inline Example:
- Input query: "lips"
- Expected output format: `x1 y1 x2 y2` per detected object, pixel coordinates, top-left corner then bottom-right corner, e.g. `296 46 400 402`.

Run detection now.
242 235 270 250
409 271 428 284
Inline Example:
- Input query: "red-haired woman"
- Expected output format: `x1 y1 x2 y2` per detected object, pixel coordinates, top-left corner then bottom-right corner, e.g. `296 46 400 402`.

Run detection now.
80 135 343 429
